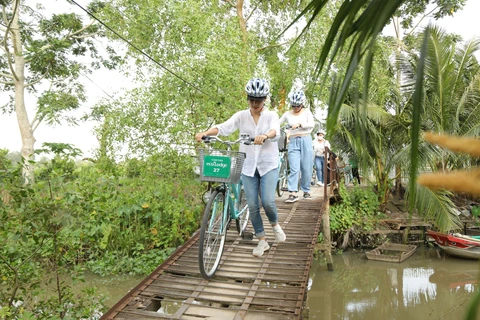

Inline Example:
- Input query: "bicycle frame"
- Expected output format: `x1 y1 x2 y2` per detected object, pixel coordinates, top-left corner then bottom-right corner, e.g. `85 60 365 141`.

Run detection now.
201 135 251 233
209 180 245 233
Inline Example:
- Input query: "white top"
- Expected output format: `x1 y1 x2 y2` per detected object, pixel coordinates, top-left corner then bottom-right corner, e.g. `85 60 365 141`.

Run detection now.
313 138 331 157
279 108 315 136
216 109 280 177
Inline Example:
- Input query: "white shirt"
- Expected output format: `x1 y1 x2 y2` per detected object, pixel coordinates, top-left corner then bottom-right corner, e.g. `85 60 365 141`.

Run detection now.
279 108 315 136
216 108 280 177
313 138 331 157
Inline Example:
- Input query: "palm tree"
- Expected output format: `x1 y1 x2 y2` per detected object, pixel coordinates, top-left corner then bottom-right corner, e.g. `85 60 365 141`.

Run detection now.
297 1 480 319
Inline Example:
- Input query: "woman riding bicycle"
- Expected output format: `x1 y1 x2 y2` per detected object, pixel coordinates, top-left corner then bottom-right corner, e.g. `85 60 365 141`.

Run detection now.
194 78 286 257
279 89 315 203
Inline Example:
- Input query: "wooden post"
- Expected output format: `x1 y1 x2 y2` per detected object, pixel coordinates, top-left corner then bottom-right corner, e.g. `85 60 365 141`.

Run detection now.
322 147 334 271
323 200 334 271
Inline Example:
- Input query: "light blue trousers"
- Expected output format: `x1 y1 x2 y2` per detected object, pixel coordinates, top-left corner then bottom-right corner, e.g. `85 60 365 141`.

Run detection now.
315 156 325 183
287 136 313 193
241 168 279 238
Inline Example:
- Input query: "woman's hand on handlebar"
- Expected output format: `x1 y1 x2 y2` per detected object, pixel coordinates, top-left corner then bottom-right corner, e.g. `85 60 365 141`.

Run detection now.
253 134 268 145
195 132 206 142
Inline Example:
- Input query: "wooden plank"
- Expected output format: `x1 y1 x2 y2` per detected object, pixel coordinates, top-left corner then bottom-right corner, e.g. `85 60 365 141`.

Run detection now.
102 196 324 320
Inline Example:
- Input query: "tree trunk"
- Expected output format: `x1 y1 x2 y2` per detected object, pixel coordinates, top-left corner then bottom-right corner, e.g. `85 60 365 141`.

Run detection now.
395 164 403 199
235 0 251 75
11 3 35 183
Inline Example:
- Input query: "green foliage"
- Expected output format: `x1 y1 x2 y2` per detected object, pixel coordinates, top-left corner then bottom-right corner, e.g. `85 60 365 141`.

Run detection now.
329 184 383 234
473 206 480 218
35 143 82 181
0 162 107 319
0 150 204 316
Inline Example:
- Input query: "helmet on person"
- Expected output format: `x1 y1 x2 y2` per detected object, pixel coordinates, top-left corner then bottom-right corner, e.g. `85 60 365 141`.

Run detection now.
317 130 325 136
288 90 306 107
245 78 270 100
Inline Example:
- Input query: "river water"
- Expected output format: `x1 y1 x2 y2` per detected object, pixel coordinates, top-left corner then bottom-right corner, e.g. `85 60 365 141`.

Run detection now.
306 246 480 320
95 246 480 319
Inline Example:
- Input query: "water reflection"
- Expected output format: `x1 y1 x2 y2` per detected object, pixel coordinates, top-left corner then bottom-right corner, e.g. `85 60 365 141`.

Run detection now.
307 246 480 320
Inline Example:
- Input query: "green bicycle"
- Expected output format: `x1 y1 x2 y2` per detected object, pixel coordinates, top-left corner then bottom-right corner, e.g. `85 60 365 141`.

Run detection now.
197 134 252 279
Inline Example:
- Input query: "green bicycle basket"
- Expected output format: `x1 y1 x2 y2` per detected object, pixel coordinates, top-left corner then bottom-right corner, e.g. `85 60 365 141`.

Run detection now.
199 149 246 184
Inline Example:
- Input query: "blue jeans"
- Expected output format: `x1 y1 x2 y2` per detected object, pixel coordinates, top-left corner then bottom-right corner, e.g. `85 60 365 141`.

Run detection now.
315 156 325 183
241 168 279 238
287 136 313 193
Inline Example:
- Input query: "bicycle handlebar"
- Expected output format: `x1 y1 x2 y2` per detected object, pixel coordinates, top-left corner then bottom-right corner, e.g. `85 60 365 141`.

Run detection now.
201 135 255 146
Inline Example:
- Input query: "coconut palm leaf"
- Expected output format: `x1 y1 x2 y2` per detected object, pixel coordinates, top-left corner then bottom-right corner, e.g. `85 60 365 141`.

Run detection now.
408 26 429 211
292 0 404 132
405 184 462 232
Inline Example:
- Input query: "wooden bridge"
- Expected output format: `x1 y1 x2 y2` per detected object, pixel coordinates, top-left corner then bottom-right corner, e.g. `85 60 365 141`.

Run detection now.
101 189 328 320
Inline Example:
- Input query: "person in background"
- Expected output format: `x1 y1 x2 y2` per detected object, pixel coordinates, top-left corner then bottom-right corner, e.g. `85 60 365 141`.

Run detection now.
349 155 361 185
279 89 315 203
336 155 347 183
313 130 331 187
194 78 286 257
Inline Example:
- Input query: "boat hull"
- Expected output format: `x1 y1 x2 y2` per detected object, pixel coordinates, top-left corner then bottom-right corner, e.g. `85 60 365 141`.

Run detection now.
366 243 417 263
427 230 480 260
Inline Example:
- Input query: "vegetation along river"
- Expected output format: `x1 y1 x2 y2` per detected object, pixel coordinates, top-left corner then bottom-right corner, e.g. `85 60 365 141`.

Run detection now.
88 246 480 319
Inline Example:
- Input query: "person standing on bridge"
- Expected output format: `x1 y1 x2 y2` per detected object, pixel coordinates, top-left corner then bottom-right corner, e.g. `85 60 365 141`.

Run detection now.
313 130 331 187
194 78 286 257
279 89 315 203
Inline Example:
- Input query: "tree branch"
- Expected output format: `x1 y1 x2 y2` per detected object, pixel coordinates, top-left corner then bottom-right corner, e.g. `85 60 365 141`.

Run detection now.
406 6 438 38
31 114 44 133
0 72 14 79
71 32 100 40
245 4 258 23
3 0 21 82
256 40 293 51
25 66 50 88
0 80 14 85
68 19 96 38
223 0 235 8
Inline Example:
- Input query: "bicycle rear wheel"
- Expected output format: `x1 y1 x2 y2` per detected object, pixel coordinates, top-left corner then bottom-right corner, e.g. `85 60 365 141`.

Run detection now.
235 186 250 235
276 153 288 197
198 189 228 279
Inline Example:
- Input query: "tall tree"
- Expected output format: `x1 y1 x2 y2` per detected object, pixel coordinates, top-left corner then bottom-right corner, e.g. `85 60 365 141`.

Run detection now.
0 0 116 182
88 0 337 158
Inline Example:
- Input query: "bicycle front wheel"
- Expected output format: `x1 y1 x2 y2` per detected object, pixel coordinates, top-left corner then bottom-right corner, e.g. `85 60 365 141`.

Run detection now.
199 189 228 279
235 186 250 235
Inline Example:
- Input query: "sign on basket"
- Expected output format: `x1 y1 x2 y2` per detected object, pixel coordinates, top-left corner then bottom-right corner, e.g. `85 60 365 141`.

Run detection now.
203 155 231 179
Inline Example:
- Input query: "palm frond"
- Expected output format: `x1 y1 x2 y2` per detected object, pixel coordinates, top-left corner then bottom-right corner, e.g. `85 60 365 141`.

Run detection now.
409 26 429 212
406 184 462 232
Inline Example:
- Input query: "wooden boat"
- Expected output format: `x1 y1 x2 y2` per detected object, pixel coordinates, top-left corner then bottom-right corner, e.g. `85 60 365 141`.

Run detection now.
427 230 480 260
366 242 417 262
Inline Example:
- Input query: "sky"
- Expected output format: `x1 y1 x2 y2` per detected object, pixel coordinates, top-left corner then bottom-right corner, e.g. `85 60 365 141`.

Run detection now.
1 0 479 158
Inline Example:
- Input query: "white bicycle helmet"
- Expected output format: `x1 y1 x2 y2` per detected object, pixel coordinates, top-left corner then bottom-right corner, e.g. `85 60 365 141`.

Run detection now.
289 90 306 107
245 78 270 100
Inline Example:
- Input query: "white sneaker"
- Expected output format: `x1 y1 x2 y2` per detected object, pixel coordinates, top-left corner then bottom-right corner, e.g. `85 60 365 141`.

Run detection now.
253 240 270 257
317 181 324 186
273 225 286 242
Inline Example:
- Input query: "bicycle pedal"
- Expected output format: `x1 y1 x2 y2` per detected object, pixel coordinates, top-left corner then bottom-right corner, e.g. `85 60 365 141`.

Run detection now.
241 231 254 241
281 187 288 191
